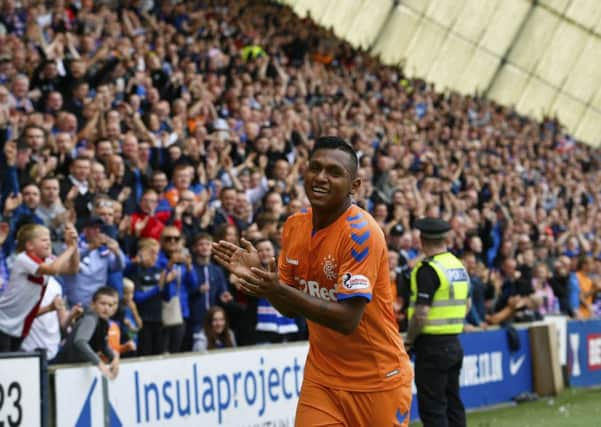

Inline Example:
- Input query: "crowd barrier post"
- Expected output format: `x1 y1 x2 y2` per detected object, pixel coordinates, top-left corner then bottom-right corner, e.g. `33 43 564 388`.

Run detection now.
528 323 564 396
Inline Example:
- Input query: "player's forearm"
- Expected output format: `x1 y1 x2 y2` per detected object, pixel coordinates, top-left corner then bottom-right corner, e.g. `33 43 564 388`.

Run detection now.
267 292 299 318
269 283 364 335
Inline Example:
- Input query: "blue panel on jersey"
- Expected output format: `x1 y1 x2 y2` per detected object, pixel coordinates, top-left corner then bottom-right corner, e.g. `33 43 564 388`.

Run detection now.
337 292 372 302
347 212 364 221
396 409 408 425
300 207 308 213
350 220 368 229
351 247 369 262
351 230 371 245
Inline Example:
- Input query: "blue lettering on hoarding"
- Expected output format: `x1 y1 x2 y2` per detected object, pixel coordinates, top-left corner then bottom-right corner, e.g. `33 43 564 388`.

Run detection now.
163 381 174 419
268 368 280 402
245 371 257 406
281 367 292 399
202 375 215 413
217 374 231 421
176 378 191 417
134 358 304 424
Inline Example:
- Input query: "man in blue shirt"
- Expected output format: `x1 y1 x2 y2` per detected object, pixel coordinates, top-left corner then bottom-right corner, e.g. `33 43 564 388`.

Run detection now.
62 217 126 306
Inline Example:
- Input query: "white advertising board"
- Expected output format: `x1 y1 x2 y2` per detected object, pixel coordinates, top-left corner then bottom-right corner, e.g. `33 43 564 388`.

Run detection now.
0 354 42 427
54 343 309 427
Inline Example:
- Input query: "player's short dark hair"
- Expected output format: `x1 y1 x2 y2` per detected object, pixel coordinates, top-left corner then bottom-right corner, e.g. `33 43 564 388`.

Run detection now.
92 286 118 302
310 136 358 178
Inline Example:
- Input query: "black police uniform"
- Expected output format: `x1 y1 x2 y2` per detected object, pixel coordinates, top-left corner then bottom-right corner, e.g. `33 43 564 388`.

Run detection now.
411 218 466 427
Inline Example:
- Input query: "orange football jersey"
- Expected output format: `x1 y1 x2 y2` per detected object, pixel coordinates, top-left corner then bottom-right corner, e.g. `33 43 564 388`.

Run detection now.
279 204 412 392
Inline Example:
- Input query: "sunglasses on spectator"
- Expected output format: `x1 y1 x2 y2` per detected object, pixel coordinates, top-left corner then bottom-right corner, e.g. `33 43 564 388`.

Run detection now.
163 235 181 241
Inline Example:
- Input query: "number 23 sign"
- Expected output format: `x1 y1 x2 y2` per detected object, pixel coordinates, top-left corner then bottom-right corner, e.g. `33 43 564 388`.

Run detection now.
0 353 42 427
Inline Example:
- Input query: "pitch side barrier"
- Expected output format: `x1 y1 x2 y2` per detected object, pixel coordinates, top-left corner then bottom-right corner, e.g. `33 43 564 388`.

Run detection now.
47 318 600 426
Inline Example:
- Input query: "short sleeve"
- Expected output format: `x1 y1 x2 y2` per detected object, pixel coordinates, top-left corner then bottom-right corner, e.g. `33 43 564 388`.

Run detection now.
278 220 295 287
334 226 384 303
17 253 42 277
415 263 440 305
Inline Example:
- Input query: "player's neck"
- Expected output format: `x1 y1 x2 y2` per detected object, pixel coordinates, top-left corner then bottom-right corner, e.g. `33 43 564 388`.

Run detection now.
311 198 352 232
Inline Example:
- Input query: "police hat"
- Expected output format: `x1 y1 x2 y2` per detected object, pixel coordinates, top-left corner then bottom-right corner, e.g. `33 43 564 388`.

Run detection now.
390 223 404 236
414 217 451 240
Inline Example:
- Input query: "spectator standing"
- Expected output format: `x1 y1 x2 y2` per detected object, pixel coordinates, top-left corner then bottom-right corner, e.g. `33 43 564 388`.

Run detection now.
575 256 599 319
188 233 232 346
550 256 576 317
124 239 173 356
3 183 44 253
0 223 79 351
117 278 143 351
158 226 199 353
131 189 180 241
62 217 126 307
532 263 559 317
36 176 67 254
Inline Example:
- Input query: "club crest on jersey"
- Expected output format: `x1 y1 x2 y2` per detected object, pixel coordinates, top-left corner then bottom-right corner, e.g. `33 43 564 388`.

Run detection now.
342 273 370 290
322 254 338 281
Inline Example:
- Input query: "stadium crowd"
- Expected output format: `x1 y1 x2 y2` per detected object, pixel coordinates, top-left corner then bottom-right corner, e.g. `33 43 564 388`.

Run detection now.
1 0 601 364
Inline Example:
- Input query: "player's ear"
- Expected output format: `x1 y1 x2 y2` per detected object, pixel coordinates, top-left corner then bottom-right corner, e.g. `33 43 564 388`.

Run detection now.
349 176 361 196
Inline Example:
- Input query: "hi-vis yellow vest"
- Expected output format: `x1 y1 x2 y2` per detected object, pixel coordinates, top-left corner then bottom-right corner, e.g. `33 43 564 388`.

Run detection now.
408 252 469 335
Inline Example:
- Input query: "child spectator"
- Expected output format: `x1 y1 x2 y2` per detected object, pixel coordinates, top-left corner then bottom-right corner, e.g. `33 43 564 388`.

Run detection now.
193 306 237 352
532 262 559 317
21 277 83 362
0 223 79 352
57 287 120 379
124 238 174 356
120 278 143 347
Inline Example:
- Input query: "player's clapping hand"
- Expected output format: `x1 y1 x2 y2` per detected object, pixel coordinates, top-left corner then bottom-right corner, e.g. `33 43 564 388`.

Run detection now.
242 257 280 297
212 238 261 279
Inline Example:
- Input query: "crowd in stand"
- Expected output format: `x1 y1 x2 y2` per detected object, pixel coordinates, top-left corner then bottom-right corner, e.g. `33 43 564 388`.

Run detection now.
1 0 601 372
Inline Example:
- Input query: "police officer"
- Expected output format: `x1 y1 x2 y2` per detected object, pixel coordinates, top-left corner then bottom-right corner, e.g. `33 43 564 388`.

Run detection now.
405 218 469 427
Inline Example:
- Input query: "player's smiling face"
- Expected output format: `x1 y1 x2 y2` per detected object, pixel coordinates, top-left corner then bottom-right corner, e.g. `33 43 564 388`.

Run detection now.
304 149 360 211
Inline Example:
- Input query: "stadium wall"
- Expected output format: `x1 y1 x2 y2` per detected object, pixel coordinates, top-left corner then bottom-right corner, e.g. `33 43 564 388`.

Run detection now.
277 0 601 146
45 318 601 426
4 319 598 425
